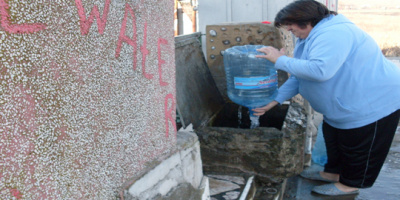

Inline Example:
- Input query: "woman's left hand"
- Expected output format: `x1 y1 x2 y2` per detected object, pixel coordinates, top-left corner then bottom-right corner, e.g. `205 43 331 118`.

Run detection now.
256 47 286 63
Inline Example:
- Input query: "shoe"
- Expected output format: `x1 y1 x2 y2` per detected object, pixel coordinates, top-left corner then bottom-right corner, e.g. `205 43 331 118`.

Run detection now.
312 183 359 196
300 170 337 183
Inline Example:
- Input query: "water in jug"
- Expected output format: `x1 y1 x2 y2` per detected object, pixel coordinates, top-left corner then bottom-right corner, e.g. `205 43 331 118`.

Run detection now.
224 45 278 128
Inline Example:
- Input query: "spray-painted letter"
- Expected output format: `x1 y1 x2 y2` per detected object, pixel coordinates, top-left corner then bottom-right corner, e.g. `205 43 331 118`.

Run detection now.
141 22 153 79
75 0 110 35
0 0 46 34
115 4 137 71
158 38 168 86
164 94 176 138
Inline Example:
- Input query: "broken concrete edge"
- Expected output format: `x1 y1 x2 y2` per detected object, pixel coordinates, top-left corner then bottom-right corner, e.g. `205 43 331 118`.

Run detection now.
278 179 288 200
239 176 255 200
200 176 211 200
151 176 210 200
119 130 209 200
281 101 307 137
175 32 202 48
280 98 308 168
288 95 324 167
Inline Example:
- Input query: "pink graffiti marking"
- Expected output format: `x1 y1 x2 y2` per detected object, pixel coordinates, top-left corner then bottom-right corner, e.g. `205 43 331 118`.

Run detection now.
75 0 110 35
3 128 35 163
50 61 61 80
10 188 23 199
140 22 153 79
1 84 38 200
2 108 36 198
0 62 6 74
115 4 138 71
66 54 85 85
0 117 8 161
164 94 177 138
158 38 169 86
2 84 37 155
15 85 38 133
0 0 46 34
56 126 68 140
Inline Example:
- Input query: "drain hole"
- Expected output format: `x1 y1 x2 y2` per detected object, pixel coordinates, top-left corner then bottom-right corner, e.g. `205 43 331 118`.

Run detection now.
265 187 278 194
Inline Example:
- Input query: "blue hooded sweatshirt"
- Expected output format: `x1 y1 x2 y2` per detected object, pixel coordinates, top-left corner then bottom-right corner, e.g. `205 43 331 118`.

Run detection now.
274 14 400 129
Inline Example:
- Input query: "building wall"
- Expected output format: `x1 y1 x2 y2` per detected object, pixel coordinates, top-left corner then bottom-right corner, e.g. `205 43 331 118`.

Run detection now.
0 0 176 199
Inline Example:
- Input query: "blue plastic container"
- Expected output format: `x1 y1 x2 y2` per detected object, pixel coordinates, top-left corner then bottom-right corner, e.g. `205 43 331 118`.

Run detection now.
224 45 278 111
312 123 328 166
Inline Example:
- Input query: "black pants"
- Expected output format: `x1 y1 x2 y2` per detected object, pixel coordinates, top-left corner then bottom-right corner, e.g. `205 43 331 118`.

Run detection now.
322 109 400 188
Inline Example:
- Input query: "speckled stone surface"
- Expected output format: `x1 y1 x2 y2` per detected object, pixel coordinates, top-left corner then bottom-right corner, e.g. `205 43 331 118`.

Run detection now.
0 0 175 199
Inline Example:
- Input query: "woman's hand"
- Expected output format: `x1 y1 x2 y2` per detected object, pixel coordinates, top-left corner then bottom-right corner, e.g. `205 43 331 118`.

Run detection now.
256 47 286 63
252 101 279 116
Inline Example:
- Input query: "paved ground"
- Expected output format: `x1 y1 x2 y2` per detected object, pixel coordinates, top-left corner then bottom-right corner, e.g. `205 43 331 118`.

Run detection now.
284 125 400 200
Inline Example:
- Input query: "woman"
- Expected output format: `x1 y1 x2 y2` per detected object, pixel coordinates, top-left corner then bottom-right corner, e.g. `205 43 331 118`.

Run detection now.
253 0 400 196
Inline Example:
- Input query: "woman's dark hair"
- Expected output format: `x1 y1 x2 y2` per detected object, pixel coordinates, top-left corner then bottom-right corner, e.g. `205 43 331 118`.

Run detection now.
274 0 337 28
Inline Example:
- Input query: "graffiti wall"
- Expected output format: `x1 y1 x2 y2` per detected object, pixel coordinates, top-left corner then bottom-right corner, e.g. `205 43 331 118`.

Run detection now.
0 0 175 199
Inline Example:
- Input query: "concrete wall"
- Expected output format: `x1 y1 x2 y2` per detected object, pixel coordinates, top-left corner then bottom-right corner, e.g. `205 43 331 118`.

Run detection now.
0 0 176 199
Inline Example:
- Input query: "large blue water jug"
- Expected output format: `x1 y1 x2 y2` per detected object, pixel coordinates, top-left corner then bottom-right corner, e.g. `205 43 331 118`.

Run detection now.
224 45 278 111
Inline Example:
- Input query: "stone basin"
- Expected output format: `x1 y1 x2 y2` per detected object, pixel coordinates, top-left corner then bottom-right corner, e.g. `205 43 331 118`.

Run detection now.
197 101 307 184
